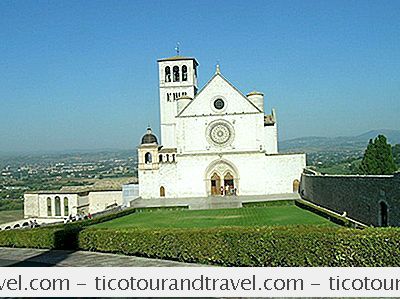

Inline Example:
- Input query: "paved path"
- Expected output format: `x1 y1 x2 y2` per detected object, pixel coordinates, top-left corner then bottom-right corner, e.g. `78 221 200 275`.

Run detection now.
0 247 203 267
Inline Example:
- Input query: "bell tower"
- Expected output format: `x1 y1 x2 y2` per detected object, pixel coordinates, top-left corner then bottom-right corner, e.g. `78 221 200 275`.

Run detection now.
157 55 198 148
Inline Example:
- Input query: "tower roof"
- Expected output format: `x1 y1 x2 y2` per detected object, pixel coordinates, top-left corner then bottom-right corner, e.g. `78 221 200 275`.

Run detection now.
141 127 158 145
157 56 199 66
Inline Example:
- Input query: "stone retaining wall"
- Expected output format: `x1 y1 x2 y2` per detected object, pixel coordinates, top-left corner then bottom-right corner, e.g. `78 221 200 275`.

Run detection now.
300 171 400 226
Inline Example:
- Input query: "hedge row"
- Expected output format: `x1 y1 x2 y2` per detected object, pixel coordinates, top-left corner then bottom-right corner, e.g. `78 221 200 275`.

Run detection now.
78 226 400 266
0 227 65 249
0 207 138 249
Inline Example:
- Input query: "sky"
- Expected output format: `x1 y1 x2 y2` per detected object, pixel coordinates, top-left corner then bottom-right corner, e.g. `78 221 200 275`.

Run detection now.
0 0 399 152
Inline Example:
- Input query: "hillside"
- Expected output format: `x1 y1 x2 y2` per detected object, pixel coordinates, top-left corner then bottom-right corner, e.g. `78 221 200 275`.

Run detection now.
280 129 400 153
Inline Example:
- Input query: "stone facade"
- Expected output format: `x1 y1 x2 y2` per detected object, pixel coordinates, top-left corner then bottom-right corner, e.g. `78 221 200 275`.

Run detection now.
300 171 400 226
138 55 306 199
23 190 124 219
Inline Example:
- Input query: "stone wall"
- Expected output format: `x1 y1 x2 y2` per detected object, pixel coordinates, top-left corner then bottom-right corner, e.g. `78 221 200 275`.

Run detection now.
300 171 400 226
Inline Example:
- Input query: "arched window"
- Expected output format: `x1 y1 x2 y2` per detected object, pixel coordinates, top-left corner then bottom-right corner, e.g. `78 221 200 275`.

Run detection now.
173 66 180 82
293 179 300 193
145 152 152 164
172 154 175 162
380 201 388 227
166 154 169 162
55 196 61 216
159 154 163 163
47 197 52 216
64 197 69 216
182 65 188 81
160 186 165 197
165 66 171 82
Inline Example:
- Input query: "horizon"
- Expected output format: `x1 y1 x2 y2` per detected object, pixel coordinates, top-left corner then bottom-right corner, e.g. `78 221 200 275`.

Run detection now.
1 0 399 152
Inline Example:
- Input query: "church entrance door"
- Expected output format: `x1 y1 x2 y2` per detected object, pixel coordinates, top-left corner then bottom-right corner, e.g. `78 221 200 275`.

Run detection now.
210 173 221 196
224 172 234 196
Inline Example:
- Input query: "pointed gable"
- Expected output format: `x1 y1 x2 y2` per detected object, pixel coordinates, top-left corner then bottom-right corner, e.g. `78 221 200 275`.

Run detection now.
178 73 261 117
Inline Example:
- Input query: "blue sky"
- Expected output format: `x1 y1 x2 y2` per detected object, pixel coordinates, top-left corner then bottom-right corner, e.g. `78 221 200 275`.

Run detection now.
0 0 399 152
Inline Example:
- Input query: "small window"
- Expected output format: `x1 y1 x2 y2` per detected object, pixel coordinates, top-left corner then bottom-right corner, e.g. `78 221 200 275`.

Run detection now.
165 66 171 82
214 98 225 110
182 65 188 81
145 152 152 164
159 154 163 162
166 154 169 162
172 154 175 162
173 66 180 82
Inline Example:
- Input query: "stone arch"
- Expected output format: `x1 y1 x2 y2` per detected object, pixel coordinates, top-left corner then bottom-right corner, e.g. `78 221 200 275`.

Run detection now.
173 66 180 82
145 152 152 164
160 186 165 197
165 66 171 82
379 200 389 227
205 159 239 196
293 179 300 193
182 65 188 81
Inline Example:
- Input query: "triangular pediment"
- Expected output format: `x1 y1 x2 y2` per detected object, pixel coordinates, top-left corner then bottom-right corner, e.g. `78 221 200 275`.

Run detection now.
178 73 261 117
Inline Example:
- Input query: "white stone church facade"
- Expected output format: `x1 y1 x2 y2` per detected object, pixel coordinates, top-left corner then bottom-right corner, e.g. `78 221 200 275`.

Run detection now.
138 55 305 199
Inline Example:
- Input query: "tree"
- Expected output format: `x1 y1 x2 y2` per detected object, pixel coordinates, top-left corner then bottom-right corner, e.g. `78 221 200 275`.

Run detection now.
358 135 397 175
393 144 400 168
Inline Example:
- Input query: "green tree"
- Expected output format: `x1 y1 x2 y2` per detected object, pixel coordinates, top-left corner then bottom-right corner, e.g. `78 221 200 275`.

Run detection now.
358 135 397 175
393 144 400 168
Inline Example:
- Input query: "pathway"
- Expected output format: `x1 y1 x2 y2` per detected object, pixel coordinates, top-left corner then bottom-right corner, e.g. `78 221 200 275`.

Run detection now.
0 247 203 267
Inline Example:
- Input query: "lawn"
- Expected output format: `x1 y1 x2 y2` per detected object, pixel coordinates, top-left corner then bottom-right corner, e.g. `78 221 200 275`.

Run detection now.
0 210 24 225
94 205 336 229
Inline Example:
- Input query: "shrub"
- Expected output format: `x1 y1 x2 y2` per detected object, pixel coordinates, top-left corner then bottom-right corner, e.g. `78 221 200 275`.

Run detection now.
0 207 138 249
0 227 65 249
78 226 400 266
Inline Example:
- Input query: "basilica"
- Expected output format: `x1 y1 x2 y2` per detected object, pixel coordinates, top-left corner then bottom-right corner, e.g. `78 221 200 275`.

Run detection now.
138 55 306 199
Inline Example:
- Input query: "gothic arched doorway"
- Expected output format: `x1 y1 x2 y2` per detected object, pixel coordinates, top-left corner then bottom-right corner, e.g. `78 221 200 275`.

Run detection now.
224 172 234 195
205 159 239 197
210 173 221 196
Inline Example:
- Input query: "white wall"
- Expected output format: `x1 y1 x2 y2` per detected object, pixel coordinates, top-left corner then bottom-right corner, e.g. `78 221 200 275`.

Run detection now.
88 191 123 214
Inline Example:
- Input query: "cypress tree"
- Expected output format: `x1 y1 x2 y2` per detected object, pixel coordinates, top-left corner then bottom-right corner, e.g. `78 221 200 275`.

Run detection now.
359 135 397 175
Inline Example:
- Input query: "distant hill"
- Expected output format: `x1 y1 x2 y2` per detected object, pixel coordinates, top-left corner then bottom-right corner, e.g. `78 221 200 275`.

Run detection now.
280 129 400 153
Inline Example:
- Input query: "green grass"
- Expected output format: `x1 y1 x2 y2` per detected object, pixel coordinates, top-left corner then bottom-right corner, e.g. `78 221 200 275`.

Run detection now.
94 205 337 229
0 209 24 224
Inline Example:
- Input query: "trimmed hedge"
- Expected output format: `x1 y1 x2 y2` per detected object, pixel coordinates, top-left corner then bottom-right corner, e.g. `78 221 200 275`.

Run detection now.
78 226 400 266
0 227 66 249
0 207 138 249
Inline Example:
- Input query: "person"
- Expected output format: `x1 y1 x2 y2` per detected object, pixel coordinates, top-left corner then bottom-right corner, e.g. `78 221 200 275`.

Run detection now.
234 188 237 196
88 213 92 219
220 186 224 196
225 185 229 196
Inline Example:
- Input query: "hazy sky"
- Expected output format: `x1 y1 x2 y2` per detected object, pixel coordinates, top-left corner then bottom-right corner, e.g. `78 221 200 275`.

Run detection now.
1 0 399 152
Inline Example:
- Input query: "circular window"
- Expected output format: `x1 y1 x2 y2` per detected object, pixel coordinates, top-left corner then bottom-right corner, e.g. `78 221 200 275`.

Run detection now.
213 98 225 110
206 120 235 147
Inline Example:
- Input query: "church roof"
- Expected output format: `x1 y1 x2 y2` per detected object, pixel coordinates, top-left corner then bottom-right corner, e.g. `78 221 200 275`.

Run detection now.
177 71 262 116
141 127 158 145
157 56 199 66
